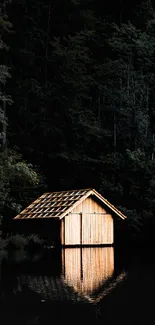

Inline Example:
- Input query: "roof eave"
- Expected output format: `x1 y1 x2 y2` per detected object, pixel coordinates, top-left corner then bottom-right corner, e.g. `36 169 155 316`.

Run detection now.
59 189 126 220
92 189 126 220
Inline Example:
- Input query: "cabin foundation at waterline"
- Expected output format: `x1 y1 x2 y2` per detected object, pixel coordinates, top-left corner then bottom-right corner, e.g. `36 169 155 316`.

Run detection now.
13 188 126 246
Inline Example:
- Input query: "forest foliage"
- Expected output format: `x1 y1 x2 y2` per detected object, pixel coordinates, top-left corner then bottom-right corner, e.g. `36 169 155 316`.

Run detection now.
1 0 155 242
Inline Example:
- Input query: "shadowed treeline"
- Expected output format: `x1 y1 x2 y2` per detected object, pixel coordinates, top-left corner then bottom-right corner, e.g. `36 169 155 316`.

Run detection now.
1 0 155 246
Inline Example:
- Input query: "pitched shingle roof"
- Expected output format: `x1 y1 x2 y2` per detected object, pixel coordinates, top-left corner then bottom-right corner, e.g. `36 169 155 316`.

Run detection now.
14 188 126 220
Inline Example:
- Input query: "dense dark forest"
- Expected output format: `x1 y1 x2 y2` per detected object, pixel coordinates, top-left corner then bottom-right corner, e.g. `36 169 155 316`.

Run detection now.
1 0 155 243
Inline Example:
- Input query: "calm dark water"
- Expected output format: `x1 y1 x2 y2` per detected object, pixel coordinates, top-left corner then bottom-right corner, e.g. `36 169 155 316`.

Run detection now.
0 246 155 324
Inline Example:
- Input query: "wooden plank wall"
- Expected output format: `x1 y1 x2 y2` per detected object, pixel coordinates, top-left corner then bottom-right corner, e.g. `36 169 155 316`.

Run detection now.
63 211 81 245
81 197 113 244
82 213 113 245
62 247 114 296
61 196 114 245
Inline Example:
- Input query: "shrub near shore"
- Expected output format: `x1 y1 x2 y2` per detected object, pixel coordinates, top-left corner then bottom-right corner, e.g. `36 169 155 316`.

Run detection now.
0 233 44 252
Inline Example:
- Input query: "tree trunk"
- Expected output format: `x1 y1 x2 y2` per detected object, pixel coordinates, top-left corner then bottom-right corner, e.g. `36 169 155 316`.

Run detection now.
114 109 117 152
0 97 7 151
151 133 155 161
2 99 7 150
145 83 149 139
132 76 137 150
45 3 51 86
98 92 101 119
119 0 122 25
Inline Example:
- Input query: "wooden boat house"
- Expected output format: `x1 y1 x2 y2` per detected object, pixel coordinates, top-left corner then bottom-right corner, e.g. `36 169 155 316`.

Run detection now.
13 188 126 246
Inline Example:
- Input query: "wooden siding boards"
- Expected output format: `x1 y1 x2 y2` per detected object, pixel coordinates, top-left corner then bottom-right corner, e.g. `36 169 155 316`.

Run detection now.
63 197 114 245
13 188 126 246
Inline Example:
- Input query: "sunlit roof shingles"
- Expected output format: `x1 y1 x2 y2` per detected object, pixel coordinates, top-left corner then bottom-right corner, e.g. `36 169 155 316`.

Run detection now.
14 189 92 220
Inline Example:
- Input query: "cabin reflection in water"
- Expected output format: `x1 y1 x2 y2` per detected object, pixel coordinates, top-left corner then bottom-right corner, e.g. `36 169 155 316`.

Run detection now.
15 247 126 304
62 247 114 298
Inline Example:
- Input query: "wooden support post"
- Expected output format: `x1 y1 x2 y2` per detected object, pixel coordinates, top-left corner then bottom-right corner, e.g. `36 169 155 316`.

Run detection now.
80 213 82 245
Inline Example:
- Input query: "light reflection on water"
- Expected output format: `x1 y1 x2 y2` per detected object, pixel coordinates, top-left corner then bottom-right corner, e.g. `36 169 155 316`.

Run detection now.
2 246 155 322
0 247 127 323
62 247 127 303
13 247 126 304
62 247 114 299
0 248 126 298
